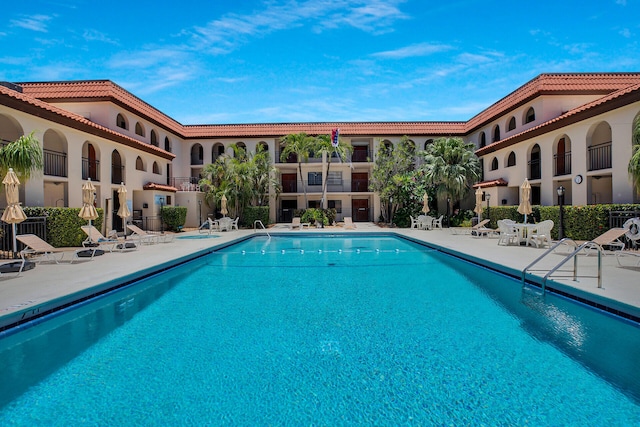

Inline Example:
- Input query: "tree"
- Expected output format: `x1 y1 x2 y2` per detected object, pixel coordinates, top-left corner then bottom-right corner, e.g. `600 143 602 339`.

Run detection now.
0 131 44 179
629 114 640 193
314 134 353 209
418 137 480 214
369 136 416 223
279 133 315 207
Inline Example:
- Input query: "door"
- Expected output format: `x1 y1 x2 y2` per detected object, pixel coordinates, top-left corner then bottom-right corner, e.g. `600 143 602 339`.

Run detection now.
351 173 368 192
352 199 369 222
281 173 297 193
556 138 566 175
88 144 98 181
281 200 297 222
112 189 123 233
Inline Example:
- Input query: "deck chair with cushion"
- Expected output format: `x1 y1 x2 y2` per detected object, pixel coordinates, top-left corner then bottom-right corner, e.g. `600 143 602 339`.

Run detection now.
17 234 98 263
344 217 356 230
126 224 174 244
583 227 628 256
471 219 498 237
81 225 137 252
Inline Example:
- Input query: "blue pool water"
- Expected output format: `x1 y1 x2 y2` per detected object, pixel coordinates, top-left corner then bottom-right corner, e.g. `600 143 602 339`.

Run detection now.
1 235 640 425
176 234 220 240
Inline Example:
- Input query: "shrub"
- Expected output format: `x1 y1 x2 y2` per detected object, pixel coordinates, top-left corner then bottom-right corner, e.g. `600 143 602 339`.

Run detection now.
160 206 187 231
23 207 104 247
243 206 270 227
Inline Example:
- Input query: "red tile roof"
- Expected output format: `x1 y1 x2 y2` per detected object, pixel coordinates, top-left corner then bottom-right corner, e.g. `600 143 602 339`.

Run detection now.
143 182 177 192
472 178 509 189
0 84 175 160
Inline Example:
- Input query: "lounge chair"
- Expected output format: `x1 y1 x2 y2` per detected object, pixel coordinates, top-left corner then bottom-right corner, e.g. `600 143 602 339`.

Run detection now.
290 217 310 230
344 217 356 230
582 227 628 256
0 258 26 277
127 224 159 244
471 219 497 237
17 234 98 263
81 225 137 252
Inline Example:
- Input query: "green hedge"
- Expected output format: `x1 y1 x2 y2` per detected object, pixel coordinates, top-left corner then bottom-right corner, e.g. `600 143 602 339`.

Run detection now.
484 204 640 241
23 207 104 247
160 206 187 231
243 206 270 228
295 208 337 226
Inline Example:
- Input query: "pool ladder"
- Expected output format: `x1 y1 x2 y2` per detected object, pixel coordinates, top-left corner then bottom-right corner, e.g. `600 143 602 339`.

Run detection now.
522 238 603 293
254 220 271 239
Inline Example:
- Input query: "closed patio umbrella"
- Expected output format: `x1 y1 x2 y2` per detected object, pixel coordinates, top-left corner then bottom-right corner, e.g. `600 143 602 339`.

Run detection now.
79 179 99 241
473 187 484 224
421 193 430 214
2 168 27 254
117 182 131 235
220 194 228 217
518 178 532 223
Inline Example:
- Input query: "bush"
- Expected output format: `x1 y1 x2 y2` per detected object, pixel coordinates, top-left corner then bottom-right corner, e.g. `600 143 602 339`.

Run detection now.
243 206 270 227
23 207 104 247
296 208 336 226
160 206 187 231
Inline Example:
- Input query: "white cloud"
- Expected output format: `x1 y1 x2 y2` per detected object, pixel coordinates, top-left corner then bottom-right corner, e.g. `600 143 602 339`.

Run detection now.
619 28 632 38
371 42 452 59
83 29 118 45
10 14 53 33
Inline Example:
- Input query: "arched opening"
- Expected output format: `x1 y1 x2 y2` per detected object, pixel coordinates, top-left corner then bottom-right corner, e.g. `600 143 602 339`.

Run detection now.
116 113 128 130
507 117 516 131
587 122 612 171
150 130 158 146
82 141 100 181
554 135 571 176
135 156 145 171
506 151 516 167
164 136 171 152
257 141 269 154
191 143 204 165
111 150 124 184
0 113 24 144
524 107 535 124
43 129 68 177
423 139 434 150
153 161 160 174
490 157 498 171
529 144 541 180
135 122 145 137
212 143 225 162
479 132 486 148
492 125 501 143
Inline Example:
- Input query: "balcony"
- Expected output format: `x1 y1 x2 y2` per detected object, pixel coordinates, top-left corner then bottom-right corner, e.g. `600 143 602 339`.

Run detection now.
82 158 100 181
172 177 202 191
588 141 612 171
553 151 571 176
275 150 322 164
279 179 370 193
44 149 67 177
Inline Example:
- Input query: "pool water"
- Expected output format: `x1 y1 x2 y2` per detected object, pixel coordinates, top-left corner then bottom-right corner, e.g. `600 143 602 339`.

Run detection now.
1 235 639 425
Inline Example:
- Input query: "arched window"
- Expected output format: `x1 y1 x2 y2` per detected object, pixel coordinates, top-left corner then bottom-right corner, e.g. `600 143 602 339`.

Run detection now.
135 156 144 171
111 150 124 184
493 125 500 142
423 139 433 150
507 151 516 167
164 137 171 152
153 161 160 174
479 132 486 148
529 144 541 180
525 107 535 124
491 157 498 171
191 144 204 165
507 117 516 131
150 130 158 146
116 113 127 130
135 122 145 137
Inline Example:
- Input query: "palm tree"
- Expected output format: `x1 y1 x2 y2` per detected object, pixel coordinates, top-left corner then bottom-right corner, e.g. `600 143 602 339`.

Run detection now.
629 115 640 193
0 131 44 179
279 133 315 208
418 137 480 214
314 134 353 209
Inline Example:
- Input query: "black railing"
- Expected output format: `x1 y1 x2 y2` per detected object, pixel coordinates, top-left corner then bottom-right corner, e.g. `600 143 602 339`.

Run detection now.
528 159 541 180
609 211 640 228
279 179 371 193
553 151 572 176
351 148 371 162
82 158 100 181
588 142 612 171
43 149 67 177
1 216 47 259
275 151 322 164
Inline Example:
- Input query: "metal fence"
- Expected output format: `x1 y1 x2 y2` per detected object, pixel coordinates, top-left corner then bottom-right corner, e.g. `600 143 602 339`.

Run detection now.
609 210 640 228
0 216 47 259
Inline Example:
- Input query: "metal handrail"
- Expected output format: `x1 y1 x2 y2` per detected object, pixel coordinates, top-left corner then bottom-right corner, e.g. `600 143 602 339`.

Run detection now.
254 220 270 239
521 238 578 288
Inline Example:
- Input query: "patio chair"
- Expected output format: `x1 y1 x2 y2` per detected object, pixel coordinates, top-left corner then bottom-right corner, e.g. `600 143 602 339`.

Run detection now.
526 220 554 248
126 224 159 244
583 227 628 256
81 225 137 252
344 217 356 230
17 234 98 263
199 218 219 234
497 220 519 246
410 215 420 229
471 219 497 237
231 217 239 231
432 215 444 230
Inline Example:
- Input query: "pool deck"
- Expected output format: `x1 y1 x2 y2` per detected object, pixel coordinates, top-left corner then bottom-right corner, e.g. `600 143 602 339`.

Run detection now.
1 223 639 330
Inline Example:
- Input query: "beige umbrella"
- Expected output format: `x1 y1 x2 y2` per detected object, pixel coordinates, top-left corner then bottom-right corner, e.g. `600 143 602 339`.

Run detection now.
117 182 131 235
473 187 484 223
518 178 533 223
79 179 99 241
220 194 228 217
2 168 27 254
421 193 430 214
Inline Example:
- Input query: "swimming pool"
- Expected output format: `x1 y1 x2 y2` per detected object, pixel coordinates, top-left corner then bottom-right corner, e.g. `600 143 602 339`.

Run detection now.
1 234 639 425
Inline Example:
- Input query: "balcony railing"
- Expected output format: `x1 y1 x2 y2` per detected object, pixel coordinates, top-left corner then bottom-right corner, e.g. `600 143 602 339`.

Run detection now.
279 179 370 193
528 159 541 180
111 165 124 185
43 149 67 177
82 158 100 181
275 151 322 164
553 151 571 176
588 141 612 171
171 177 202 191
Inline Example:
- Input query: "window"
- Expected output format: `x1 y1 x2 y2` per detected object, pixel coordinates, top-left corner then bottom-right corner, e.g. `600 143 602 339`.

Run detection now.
135 156 144 171
479 132 486 148
135 122 145 137
308 172 322 186
493 125 500 142
327 171 342 185
328 200 342 213
164 137 171 152
525 107 535 124
153 162 160 174
150 130 158 146
491 157 498 171
423 139 433 150
507 152 516 167
507 117 516 131
116 113 127 130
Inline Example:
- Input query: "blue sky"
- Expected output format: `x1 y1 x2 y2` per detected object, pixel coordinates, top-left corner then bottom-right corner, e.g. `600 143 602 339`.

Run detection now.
2 0 639 125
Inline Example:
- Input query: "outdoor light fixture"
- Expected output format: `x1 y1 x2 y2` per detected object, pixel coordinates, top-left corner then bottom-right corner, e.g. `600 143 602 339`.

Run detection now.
486 193 491 220
557 186 565 240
